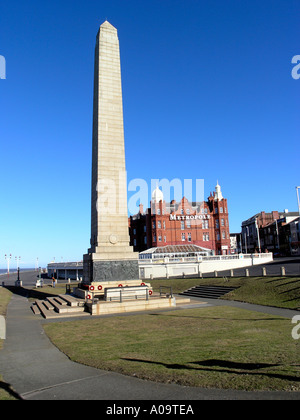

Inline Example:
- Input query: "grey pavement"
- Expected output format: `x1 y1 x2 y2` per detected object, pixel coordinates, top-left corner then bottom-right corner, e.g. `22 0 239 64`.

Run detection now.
0 273 300 400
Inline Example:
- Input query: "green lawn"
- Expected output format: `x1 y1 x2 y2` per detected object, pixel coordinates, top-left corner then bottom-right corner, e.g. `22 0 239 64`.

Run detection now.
0 287 18 400
44 306 300 392
150 276 300 310
0 287 12 318
2 277 300 396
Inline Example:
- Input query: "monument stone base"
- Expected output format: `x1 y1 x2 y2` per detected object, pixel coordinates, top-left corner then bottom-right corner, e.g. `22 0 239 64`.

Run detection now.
83 253 139 284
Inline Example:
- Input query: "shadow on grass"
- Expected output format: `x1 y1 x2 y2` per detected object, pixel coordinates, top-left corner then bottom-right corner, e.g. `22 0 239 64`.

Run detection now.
0 380 22 400
148 313 286 322
121 358 300 383
2 285 60 301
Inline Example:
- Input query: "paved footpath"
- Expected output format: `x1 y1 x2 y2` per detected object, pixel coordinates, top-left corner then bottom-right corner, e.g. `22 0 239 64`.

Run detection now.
1 289 300 400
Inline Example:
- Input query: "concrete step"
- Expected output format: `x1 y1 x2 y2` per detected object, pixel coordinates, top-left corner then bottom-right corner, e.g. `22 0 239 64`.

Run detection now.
180 285 238 299
58 294 84 307
34 300 54 319
31 302 40 315
31 293 89 319
46 297 84 314
31 299 90 319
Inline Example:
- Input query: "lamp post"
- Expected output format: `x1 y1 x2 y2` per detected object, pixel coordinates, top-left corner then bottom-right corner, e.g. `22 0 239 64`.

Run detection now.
296 186 300 217
244 230 247 254
255 218 261 253
5 254 12 278
275 219 280 251
15 256 21 270
246 226 249 254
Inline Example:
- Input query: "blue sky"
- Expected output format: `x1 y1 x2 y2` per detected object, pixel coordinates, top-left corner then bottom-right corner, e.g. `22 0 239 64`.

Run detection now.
0 0 299 268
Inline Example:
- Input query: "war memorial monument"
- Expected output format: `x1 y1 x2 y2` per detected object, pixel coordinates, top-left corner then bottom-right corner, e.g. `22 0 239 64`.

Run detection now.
83 21 139 284
73 20 186 315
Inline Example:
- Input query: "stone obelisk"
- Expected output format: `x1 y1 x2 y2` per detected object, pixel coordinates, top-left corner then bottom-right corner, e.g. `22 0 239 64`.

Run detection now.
83 21 138 284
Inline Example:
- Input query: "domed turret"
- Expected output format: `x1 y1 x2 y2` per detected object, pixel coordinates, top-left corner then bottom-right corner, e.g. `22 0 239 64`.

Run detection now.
214 181 223 201
152 186 164 203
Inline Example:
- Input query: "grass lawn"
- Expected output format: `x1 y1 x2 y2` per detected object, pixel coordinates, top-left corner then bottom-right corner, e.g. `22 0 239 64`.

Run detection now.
0 287 12 351
44 306 300 392
0 287 18 400
151 276 300 310
0 287 12 318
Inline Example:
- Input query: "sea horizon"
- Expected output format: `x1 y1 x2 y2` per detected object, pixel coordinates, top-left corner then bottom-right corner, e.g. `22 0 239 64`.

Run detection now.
0 268 36 275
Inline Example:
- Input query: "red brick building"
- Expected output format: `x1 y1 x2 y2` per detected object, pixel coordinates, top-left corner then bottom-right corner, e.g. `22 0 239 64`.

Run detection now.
129 182 231 255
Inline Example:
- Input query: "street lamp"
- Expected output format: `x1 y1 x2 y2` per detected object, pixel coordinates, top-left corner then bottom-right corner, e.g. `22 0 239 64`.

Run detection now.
15 256 21 270
5 254 12 278
246 226 249 253
296 186 300 217
255 218 261 253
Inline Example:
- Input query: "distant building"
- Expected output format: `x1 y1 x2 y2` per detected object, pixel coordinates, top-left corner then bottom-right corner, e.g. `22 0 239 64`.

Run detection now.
241 210 299 255
230 233 241 254
47 262 83 280
260 215 300 256
129 182 231 255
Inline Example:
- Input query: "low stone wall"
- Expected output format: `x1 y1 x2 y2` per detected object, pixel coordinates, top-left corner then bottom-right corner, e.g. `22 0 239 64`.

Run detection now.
86 296 176 316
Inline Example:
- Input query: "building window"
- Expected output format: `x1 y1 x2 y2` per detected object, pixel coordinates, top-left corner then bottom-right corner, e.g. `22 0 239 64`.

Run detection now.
188 232 192 242
186 220 191 228
181 221 185 230
134 239 137 246
216 220 219 229
215 208 218 214
158 236 162 242
186 208 190 214
220 207 223 213
157 208 161 215
221 218 224 226
222 231 226 239
153 235 156 242
144 226 146 233
163 221 166 229
144 237 147 244
164 235 167 242
153 222 156 229
203 220 209 229
158 221 161 228
181 209 184 214
204 208 208 214
181 233 186 241
217 232 220 241
133 228 136 235
203 233 209 241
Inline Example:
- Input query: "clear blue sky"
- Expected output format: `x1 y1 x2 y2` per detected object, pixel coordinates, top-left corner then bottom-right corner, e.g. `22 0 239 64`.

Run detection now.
0 0 299 268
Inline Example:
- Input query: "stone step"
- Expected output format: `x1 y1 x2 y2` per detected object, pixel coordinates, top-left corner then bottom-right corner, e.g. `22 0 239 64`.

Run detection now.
46 297 82 314
31 298 90 319
31 302 40 315
58 294 85 307
180 285 238 300
34 300 54 319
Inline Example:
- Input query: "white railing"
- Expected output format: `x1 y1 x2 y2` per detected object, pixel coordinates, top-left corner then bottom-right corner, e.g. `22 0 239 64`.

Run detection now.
138 253 272 265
